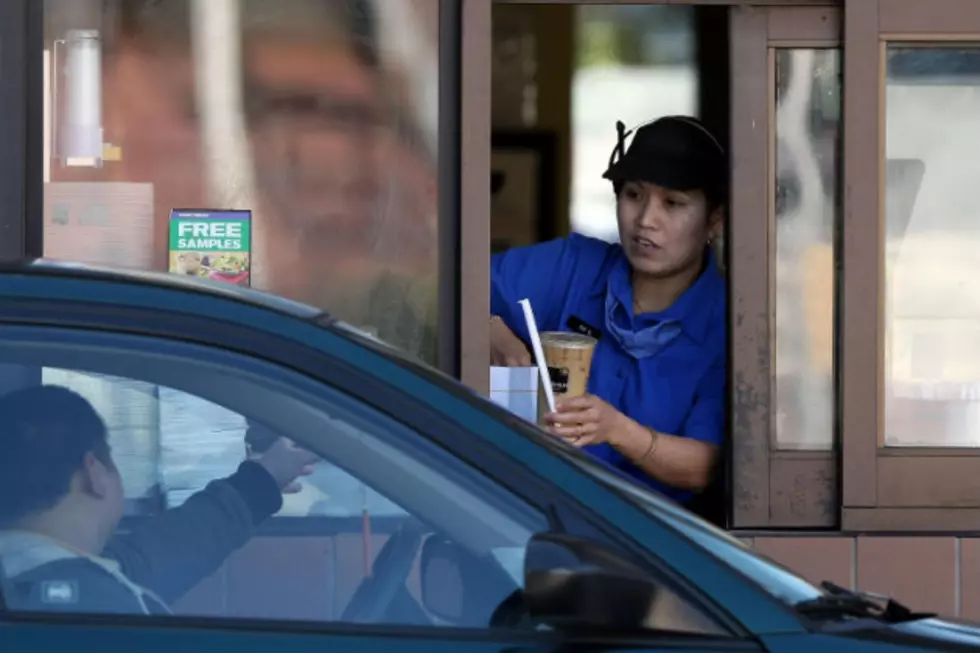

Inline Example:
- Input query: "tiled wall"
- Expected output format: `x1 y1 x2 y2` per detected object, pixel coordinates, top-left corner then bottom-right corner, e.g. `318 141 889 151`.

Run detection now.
178 534 977 621
740 534 977 620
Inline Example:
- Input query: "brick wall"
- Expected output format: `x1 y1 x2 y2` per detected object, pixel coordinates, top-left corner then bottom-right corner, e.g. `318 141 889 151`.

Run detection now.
740 534 977 620
176 534 978 622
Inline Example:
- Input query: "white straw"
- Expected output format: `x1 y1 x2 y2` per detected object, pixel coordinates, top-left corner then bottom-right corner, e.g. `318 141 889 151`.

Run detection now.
519 298 557 413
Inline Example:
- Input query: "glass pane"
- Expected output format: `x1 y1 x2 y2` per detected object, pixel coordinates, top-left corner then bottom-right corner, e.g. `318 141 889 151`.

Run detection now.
37 367 408 518
571 4 697 242
42 0 439 365
773 49 841 450
884 46 980 447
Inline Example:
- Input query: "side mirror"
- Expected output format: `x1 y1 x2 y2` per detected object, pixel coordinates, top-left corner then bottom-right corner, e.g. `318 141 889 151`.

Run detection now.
523 532 660 630
419 535 516 626
419 536 466 622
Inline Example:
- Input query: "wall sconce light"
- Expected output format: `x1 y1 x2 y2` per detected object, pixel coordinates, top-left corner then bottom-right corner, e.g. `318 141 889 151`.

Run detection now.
54 29 104 168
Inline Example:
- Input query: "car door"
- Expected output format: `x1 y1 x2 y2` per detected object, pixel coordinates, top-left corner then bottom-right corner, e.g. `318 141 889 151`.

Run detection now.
0 316 766 653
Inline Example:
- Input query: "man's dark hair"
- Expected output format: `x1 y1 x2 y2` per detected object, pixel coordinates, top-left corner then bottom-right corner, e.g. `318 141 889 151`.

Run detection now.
0 386 110 526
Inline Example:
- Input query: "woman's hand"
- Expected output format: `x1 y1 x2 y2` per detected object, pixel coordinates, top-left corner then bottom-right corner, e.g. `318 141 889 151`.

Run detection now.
543 394 630 447
490 316 532 366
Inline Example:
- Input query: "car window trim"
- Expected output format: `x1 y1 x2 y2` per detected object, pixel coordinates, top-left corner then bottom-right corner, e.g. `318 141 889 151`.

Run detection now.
1 608 769 648
1 609 562 642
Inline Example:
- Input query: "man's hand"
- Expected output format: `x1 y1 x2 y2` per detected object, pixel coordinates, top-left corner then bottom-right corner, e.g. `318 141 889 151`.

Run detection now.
490 316 532 366
543 394 631 447
250 437 318 494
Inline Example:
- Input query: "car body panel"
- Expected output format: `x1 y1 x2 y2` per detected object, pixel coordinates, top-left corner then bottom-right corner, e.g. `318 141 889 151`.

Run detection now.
0 263 978 652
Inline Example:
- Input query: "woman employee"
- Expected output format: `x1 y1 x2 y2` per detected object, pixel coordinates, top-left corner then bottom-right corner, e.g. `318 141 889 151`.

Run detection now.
490 115 727 505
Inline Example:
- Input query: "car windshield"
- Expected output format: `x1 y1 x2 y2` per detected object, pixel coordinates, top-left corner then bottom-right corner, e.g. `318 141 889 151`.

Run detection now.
329 322 825 607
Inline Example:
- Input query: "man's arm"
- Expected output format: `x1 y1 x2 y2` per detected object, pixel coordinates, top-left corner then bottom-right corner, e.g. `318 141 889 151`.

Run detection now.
103 460 282 604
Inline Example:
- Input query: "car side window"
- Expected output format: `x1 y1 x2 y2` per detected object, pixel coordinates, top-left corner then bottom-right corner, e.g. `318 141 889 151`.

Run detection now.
0 332 545 629
41 368 407 522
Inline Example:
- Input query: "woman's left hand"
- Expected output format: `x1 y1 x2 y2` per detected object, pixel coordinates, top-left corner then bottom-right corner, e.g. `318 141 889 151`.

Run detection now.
543 394 629 447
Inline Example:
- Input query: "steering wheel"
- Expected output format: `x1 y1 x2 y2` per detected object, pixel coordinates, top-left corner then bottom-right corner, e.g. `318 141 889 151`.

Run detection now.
340 518 426 623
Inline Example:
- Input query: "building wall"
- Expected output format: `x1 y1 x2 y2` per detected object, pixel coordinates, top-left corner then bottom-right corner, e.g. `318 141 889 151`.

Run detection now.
741 534 978 619
173 533 978 620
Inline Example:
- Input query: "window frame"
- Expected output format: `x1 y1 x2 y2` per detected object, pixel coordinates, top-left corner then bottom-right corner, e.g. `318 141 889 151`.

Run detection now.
730 4 842 529
840 0 980 532
0 0 43 262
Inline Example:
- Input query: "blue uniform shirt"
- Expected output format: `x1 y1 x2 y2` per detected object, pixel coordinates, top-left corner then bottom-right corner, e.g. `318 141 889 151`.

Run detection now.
491 234 726 504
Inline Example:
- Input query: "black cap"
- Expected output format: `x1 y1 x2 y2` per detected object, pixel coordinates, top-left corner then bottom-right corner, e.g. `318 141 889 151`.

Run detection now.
602 116 726 196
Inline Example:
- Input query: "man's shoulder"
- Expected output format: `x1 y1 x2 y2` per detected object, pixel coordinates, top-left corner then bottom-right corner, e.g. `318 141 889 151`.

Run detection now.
4 558 143 614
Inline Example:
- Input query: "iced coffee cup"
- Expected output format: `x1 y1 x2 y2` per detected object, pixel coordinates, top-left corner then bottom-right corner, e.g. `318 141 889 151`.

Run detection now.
537 331 597 422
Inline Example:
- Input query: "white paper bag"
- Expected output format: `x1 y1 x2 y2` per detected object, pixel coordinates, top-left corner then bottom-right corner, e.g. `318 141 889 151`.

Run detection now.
489 366 539 423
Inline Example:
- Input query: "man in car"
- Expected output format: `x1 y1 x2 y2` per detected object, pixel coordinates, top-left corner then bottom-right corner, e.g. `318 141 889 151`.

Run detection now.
0 385 317 614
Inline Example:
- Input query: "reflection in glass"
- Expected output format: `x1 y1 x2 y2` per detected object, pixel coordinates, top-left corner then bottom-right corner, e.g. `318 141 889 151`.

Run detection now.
41 0 440 514
773 50 840 450
884 47 980 447
492 5 538 128
43 0 439 364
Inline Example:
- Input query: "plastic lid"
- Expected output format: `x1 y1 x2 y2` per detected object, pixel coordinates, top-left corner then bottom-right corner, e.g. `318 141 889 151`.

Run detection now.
539 331 597 348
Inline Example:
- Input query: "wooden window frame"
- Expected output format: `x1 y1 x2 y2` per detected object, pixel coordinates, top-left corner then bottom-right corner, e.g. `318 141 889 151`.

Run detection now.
730 4 841 529
496 1 835 5
0 0 42 262
841 0 980 532
460 0 493 394
465 0 847 528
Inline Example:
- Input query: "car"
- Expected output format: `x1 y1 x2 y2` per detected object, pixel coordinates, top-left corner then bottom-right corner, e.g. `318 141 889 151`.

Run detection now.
0 260 977 653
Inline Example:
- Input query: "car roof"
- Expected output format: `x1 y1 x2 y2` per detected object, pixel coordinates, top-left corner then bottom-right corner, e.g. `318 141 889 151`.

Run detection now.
0 258 327 321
